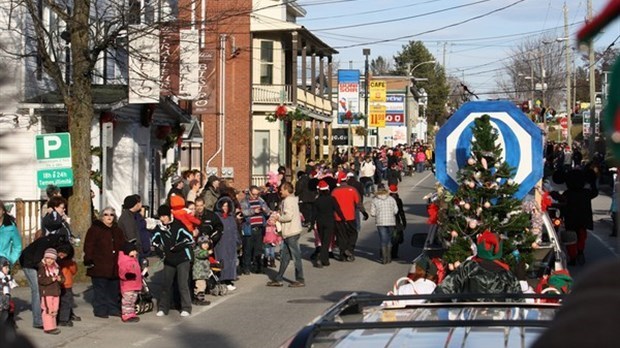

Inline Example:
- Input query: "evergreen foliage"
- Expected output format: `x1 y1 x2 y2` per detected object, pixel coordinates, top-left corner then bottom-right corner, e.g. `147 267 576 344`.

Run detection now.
437 114 536 269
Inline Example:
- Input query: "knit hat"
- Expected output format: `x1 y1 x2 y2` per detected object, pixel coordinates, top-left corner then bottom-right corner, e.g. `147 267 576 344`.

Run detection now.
317 180 330 191
389 184 398 193
197 235 211 245
409 255 438 277
476 230 502 261
0 257 9 268
157 204 172 217
547 270 573 294
123 194 141 209
171 175 183 185
44 248 58 260
121 242 137 256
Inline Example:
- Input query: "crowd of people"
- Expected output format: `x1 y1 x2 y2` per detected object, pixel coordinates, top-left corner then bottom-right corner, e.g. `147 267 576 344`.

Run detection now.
0 142 437 335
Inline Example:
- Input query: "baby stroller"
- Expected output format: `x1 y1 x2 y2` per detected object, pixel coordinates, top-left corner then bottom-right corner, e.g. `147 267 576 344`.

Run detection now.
135 267 154 314
207 260 228 296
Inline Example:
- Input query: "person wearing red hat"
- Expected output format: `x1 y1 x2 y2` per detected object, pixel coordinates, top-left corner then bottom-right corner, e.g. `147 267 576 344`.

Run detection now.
434 230 521 300
309 181 345 267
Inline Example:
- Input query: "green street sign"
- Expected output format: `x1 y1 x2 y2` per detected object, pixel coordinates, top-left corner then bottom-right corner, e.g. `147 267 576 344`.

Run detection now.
35 133 72 168
37 168 74 188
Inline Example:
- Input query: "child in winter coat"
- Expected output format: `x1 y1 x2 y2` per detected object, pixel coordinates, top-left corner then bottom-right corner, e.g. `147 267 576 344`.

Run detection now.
57 244 79 326
0 257 16 329
38 248 64 334
263 213 282 268
192 235 212 306
117 243 142 323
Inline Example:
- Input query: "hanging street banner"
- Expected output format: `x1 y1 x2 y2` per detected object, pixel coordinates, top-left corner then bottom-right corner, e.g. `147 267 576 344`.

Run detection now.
128 26 161 103
178 29 200 100
193 49 216 114
35 133 74 188
435 101 543 199
385 94 405 126
337 70 360 125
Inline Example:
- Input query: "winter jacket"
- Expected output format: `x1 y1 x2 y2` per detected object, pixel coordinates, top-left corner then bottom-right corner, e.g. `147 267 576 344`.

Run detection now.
557 188 598 230
151 218 194 266
197 209 224 240
42 211 71 238
117 251 142 293
370 193 398 226
332 184 363 222
200 187 220 211
347 178 365 203
387 168 401 186
391 193 407 231
19 234 69 270
279 195 303 238
415 151 427 163
192 246 211 280
38 262 63 297
360 161 376 178
170 195 201 233
295 174 316 204
311 194 345 228
58 259 77 289
0 219 22 265
118 209 141 250
83 220 126 279
434 259 521 301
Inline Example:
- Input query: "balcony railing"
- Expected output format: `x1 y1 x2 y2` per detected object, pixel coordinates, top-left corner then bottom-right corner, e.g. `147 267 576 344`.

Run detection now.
252 84 293 104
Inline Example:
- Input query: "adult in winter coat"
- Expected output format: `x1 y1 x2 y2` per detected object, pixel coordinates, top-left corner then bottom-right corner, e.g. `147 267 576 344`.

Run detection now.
295 171 316 226
194 197 224 244
200 175 221 211
19 234 70 328
214 197 241 290
41 196 71 238
152 205 194 317
369 187 399 264
332 178 368 262
360 157 376 196
310 181 345 268
83 207 126 318
434 230 521 301
0 201 22 265
118 195 150 258
388 185 407 259
551 169 598 265
267 183 305 287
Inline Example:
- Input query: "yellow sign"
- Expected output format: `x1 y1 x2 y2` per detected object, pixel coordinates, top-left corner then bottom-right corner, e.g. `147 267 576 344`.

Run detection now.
369 80 387 103
368 104 386 128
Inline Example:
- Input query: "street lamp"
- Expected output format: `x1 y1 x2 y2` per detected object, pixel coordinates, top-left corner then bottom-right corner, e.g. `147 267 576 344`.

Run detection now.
409 60 436 76
408 60 435 143
363 48 370 150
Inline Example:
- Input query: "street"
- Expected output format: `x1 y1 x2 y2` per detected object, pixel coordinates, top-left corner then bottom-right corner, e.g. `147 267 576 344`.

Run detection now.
11 172 618 348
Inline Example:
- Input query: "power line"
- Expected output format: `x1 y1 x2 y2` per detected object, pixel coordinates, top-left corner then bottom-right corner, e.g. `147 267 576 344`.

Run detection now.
312 0 492 32
301 0 449 22
333 0 527 49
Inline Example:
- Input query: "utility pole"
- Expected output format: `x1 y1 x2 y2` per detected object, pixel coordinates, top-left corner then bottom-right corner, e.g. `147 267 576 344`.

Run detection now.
363 48 370 150
540 51 546 129
565 2 572 146
588 0 596 157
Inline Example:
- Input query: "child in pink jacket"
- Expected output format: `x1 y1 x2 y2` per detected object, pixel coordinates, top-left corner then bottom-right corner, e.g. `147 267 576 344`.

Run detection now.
117 243 142 323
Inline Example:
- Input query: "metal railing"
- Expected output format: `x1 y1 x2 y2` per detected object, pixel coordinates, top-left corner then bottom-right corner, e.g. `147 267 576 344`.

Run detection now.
252 84 293 104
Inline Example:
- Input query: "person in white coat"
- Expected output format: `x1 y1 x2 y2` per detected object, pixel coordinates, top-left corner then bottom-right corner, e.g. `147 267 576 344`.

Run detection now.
370 186 399 264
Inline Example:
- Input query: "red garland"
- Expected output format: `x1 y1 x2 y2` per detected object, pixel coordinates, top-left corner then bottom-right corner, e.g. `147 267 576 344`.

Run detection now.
427 203 439 224
344 110 353 121
275 105 288 120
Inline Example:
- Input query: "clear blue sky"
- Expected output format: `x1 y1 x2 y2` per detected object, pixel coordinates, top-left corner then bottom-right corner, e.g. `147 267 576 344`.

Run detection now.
297 0 619 99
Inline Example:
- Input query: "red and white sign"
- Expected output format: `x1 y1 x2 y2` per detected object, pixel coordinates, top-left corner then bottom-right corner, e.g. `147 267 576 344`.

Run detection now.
385 113 404 124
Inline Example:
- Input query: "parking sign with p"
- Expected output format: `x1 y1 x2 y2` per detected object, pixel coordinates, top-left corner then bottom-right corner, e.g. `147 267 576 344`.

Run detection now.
35 133 73 188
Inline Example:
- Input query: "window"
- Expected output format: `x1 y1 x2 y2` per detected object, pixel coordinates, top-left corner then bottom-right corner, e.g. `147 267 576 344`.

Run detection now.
260 41 273 85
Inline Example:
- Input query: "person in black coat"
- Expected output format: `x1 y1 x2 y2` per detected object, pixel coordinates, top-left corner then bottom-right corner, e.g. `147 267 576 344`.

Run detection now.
295 171 316 227
346 173 364 203
19 234 71 328
309 181 345 268
550 169 598 265
386 163 402 187
389 185 407 259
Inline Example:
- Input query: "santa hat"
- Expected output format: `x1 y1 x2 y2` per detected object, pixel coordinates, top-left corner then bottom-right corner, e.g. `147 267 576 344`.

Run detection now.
476 230 502 261
310 170 319 178
389 184 398 193
336 171 348 184
317 180 330 191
